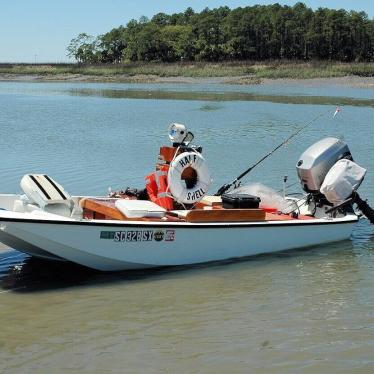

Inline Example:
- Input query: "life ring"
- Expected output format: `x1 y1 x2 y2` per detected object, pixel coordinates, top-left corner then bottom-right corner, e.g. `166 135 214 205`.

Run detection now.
168 151 212 204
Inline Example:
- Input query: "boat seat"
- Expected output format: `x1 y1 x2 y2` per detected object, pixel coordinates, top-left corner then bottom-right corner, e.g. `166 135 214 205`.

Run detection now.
81 198 167 221
171 209 313 222
13 174 76 217
115 199 166 218
81 198 127 220
172 208 266 222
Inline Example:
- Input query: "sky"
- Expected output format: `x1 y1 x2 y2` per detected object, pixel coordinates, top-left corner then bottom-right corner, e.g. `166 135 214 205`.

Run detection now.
0 0 373 63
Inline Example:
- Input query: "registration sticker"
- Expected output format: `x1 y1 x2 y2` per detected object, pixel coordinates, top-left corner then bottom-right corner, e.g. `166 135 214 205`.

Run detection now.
165 230 175 241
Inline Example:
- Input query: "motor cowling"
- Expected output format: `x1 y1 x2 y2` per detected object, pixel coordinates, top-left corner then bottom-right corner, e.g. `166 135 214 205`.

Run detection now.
320 159 366 205
296 138 374 224
296 137 352 193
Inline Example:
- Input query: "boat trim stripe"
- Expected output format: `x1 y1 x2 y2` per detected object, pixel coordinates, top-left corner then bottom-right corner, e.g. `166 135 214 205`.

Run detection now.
0 216 358 228
44 175 67 200
30 175 51 200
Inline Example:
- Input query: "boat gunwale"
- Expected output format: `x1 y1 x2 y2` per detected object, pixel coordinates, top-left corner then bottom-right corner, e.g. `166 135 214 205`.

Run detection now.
0 214 358 228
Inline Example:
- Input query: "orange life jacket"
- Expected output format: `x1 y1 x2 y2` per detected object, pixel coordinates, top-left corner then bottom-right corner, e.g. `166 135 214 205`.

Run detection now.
145 165 174 210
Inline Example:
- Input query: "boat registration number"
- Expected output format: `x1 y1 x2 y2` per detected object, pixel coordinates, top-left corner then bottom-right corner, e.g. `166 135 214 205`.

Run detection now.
100 230 175 242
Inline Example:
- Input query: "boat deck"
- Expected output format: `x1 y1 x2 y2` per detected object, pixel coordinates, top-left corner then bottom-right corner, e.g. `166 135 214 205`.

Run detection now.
81 197 313 223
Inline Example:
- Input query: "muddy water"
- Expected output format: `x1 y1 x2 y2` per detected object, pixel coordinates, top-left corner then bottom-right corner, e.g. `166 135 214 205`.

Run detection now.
0 81 373 372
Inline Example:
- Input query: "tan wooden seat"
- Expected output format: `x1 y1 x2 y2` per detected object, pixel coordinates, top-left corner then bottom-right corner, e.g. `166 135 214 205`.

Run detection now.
184 208 266 223
81 198 128 220
81 198 183 222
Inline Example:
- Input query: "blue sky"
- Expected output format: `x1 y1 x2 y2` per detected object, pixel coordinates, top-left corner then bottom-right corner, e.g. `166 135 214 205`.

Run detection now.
0 1 373 63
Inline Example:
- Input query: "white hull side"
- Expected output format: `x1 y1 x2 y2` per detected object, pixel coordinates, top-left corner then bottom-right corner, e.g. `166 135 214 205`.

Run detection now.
0 229 65 261
0 212 357 271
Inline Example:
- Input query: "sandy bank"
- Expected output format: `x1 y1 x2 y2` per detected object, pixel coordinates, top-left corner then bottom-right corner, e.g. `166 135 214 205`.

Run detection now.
260 76 374 88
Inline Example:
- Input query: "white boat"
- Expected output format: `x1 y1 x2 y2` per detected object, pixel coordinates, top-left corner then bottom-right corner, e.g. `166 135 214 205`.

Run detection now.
0 129 372 271
0 197 358 271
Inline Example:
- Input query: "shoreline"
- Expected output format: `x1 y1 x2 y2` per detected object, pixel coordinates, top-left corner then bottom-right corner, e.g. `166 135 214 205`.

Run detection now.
1 73 374 88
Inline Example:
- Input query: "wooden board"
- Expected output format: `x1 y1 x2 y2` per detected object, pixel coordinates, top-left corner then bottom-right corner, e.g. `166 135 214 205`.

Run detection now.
265 212 313 221
81 198 310 223
185 208 266 223
81 198 128 220
81 198 184 222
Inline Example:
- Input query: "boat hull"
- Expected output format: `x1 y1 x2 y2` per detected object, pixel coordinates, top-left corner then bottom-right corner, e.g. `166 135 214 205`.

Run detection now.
0 211 357 271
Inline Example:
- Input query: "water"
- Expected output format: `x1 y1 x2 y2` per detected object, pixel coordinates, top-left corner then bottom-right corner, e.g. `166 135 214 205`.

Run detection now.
0 81 373 372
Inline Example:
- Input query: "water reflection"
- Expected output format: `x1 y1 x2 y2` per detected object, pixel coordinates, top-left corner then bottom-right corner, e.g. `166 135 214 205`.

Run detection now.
351 218 374 247
69 88 374 107
0 254 183 293
199 103 223 111
0 237 364 294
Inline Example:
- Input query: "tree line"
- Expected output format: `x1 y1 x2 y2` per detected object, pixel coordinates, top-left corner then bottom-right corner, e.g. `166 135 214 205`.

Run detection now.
67 3 374 63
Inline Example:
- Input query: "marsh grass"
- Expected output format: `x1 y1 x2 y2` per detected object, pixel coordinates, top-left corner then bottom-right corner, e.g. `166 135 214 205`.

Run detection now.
0 61 373 80
253 61 374 79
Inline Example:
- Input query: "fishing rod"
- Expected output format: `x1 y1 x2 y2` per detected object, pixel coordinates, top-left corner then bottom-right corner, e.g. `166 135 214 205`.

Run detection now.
215 108 337 196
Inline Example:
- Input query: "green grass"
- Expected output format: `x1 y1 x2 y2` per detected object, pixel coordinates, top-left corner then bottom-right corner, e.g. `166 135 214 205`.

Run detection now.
0 61 373 80
252 61 374 79
0 62 249 77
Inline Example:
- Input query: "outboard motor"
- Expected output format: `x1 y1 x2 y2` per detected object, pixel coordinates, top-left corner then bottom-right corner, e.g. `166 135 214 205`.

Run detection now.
296 137 374 224
296 137 352 194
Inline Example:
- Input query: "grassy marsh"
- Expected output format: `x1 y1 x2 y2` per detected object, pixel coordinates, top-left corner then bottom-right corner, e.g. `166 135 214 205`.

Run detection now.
0 61 373 82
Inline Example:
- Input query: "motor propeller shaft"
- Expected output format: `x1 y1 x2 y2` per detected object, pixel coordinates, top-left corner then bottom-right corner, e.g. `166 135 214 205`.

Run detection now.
352 191 374 224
